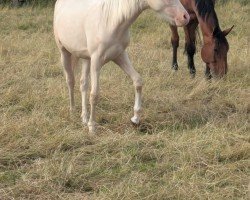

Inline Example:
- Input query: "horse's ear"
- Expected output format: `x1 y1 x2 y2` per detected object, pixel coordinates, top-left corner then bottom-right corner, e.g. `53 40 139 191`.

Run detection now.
222 25 234 37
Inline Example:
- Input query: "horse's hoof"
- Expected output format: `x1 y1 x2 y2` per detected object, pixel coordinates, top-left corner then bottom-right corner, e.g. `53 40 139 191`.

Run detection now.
82 114 88 125
88 127 96 134
131 116 140 125
190 73 196 79
189 69 196 78
205 74 212 80
82 118 88 125
172 63 178 71
88 123 96 134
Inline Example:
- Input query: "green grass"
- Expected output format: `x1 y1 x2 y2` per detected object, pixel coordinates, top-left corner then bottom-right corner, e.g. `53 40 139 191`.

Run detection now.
0 1 249 200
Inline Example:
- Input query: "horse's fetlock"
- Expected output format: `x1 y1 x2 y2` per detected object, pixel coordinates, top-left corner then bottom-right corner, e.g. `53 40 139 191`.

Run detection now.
134 107 142 114
134 76 143 88
88 122 96 133
135 86 142 93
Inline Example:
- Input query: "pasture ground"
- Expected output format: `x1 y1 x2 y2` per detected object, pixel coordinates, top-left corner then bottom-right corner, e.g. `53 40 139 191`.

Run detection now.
0 1 249 199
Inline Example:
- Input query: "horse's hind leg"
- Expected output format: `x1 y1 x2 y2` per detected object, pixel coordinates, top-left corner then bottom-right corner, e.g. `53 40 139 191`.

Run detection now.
80 59 90 124
184 20 198 78
114 51 143 125
170 25 179 71
60 48 75 112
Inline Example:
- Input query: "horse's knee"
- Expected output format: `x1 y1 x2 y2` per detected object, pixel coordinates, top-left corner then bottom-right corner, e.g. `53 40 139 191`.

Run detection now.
80 78 88 91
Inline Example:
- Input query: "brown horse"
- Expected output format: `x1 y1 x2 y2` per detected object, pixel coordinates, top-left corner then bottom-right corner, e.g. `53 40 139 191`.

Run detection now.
170 0 234 78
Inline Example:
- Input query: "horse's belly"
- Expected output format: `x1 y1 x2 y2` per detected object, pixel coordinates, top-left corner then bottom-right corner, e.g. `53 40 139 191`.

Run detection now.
58 31 89 58
57 23 90 58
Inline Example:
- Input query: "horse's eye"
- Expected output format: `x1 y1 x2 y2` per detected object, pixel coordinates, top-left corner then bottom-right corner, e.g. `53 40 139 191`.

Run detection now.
214 48 218 52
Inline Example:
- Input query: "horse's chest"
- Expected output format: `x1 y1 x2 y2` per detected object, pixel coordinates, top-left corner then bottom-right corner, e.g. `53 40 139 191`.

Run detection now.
100 33 130 61
103 41 128 61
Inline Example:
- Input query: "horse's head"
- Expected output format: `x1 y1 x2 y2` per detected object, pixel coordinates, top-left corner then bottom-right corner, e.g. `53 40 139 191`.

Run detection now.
147 0 190 26
201 26 234 78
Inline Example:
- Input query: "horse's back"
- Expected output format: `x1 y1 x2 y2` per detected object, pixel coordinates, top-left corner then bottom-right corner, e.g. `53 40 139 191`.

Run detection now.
55 0 102 18
54 0 98 26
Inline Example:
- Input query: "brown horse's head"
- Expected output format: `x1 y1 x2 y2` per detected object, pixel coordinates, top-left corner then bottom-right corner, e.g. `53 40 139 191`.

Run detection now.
201 25 234 78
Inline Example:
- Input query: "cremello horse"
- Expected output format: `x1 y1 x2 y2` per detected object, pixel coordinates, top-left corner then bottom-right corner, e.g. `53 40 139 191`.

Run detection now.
54 0 190 133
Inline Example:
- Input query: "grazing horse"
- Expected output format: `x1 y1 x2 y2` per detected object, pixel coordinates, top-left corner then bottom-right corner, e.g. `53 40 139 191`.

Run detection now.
54 0 190 133
170 0 234 78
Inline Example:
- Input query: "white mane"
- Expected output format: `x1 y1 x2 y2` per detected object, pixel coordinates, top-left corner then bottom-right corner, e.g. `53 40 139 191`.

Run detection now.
101 0 143 28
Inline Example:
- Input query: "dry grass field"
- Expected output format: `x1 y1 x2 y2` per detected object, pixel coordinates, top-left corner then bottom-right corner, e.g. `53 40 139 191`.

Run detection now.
0 1 249 199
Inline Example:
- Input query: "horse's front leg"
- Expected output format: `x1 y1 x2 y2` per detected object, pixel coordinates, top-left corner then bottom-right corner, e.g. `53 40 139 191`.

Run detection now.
88 55 102 133
170 25 179 71
80 59 90 124
184 20 198 78
114 51 143 125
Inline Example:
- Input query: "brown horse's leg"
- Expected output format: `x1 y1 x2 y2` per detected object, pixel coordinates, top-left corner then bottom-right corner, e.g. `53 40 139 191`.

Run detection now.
170 25 179 71
184 20 198 77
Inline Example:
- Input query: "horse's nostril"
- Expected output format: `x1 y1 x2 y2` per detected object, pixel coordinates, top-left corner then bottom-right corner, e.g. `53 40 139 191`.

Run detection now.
183 13 190 23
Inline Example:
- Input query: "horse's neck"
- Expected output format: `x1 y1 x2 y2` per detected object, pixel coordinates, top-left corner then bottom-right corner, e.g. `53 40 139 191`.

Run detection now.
113 0 148 31
120 9 144 30
103 0 148 32
194 3 220 44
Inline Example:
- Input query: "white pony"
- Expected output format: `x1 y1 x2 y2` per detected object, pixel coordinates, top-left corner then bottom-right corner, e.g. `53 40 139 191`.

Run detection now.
54 0 190 133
